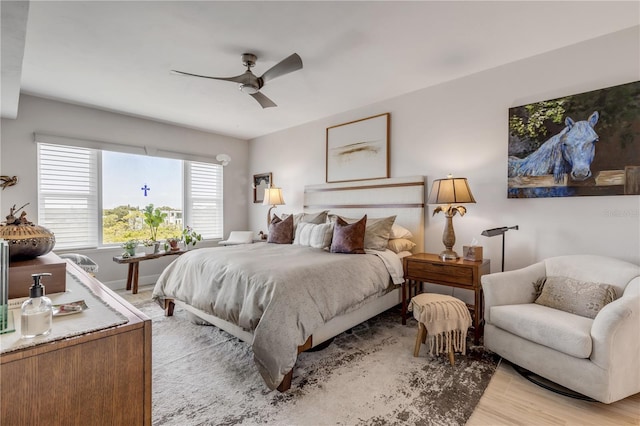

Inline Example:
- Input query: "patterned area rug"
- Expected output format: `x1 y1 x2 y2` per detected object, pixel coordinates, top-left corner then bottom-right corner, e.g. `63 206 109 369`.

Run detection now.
134 298 499 426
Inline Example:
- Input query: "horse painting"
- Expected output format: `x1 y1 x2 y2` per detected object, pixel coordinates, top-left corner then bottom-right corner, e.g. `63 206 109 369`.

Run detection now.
508 111 599 183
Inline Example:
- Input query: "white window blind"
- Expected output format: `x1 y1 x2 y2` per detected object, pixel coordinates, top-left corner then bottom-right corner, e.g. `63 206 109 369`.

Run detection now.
185 161 223 239
37 143 99 249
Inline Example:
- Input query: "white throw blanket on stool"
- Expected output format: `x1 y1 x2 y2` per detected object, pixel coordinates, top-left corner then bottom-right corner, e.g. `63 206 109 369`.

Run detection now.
409 293 472 356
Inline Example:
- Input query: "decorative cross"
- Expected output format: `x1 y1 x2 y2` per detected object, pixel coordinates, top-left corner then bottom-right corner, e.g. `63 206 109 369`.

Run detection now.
141 184 150 196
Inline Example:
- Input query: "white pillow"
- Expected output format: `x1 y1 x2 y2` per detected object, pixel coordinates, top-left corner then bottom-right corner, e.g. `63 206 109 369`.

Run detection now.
396 251 413 259
293 222 333 249
390 223 413 239
387 238 416 253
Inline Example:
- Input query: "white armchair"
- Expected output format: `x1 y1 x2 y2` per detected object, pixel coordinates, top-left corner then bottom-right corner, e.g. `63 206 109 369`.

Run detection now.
482 255 640 403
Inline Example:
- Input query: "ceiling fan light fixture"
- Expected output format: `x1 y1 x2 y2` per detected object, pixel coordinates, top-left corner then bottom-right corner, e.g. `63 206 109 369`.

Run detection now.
172 52 302 108
239 83 259 95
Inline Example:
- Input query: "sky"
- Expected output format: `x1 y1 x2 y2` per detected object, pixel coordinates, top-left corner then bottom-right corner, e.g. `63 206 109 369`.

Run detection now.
102 151 182 210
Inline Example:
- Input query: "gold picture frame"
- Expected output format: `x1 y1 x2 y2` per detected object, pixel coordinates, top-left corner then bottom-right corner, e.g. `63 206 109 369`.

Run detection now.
326 113 390 183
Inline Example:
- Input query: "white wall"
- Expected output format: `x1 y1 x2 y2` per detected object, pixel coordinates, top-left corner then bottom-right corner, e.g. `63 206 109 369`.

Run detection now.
1 95 249 288
249 27 640 277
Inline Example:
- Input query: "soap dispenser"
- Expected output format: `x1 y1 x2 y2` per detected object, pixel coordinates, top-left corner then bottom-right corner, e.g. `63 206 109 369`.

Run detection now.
21 273 53 338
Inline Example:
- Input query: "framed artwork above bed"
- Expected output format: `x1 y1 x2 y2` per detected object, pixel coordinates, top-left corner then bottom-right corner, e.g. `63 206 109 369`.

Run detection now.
326 113 390 183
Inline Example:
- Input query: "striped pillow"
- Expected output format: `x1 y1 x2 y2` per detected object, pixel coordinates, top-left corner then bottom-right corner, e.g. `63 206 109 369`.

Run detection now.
293 222 333 249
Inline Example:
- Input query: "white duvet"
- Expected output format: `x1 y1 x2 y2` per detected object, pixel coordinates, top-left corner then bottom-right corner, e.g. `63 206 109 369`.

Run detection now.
152 243 403 390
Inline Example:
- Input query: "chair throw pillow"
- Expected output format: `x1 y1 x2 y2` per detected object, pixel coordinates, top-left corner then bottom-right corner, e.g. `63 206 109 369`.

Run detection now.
267 214 294 244
531 276 547 299
330 215 366 254
534 276 617 319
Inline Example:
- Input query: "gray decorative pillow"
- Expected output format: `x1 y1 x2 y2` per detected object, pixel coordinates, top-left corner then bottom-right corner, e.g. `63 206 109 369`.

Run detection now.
300 210 329 224
534 276 617 319
267 214 294 244
330 215 366 254
329 215 396 251
282 210 329 233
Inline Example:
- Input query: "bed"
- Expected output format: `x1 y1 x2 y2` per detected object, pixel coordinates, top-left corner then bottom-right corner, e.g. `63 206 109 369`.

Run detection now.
152 176 425 391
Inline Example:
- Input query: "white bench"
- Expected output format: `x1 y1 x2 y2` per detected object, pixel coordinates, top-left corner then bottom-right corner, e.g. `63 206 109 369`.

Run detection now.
218 231 255 246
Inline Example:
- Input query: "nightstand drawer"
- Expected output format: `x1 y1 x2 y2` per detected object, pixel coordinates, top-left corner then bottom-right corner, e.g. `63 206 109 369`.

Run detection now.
407 262 474 287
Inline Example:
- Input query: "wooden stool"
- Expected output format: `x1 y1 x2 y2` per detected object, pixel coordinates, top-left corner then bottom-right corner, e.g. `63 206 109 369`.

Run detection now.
410 293 472 366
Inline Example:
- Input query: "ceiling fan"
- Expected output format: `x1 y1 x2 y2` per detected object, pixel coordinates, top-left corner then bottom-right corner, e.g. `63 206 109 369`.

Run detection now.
171 53 303 108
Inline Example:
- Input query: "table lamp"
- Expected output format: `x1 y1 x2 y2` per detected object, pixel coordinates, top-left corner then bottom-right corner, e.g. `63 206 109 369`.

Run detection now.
428 175 476 260
263 186 285 227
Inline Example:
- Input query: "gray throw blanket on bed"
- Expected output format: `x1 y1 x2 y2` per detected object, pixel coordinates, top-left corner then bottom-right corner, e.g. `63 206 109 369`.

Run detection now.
152 243 396 390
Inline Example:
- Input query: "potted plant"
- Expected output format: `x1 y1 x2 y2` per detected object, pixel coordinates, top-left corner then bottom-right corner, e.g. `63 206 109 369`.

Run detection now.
181 226 202 250
166 237 181 251
141 239 155 255
143 204 167 252
121 239 139 257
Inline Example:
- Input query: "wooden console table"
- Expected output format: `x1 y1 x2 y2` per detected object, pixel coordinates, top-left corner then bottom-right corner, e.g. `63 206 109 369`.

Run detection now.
403 253 490 344
1 261 151 425
113 250 185 294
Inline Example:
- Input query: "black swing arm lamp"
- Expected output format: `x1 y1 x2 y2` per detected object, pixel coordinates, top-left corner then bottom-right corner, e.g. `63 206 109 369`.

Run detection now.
481 225 519 272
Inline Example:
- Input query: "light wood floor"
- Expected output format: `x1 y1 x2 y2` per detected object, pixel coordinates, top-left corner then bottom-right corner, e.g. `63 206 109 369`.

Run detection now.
468 360 640 425
120 287 640 425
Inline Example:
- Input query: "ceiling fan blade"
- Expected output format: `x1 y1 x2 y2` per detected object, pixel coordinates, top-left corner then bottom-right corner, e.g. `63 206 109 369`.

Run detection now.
250 91 277 108
170 69 251 85
260 53 303 84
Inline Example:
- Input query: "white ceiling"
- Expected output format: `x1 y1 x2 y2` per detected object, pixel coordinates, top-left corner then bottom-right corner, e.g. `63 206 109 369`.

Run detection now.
4 1 639 140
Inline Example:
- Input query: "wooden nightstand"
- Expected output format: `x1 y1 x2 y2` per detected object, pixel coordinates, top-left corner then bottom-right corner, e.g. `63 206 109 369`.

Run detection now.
402 253 490 344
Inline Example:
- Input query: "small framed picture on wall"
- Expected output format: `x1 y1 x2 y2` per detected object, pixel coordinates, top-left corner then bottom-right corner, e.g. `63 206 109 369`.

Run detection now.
253 173 272 203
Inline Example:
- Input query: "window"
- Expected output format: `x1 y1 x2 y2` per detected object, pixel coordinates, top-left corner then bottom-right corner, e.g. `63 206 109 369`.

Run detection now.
37 144 99 249
37 142 223 249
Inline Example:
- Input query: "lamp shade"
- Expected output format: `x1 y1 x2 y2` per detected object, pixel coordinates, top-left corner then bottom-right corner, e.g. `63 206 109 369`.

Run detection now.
427 176 476 205
263 187 285 206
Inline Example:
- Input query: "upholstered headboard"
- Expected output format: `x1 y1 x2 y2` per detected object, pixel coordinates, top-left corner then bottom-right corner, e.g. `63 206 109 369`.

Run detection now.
303 176 425 252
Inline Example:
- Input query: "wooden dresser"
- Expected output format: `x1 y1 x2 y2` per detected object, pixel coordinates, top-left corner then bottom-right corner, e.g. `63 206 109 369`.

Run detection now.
1 261 152 425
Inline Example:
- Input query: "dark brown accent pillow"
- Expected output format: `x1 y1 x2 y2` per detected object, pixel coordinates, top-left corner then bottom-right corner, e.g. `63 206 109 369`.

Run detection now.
330 215 367 254
267 214 294 244
329 214 396 251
